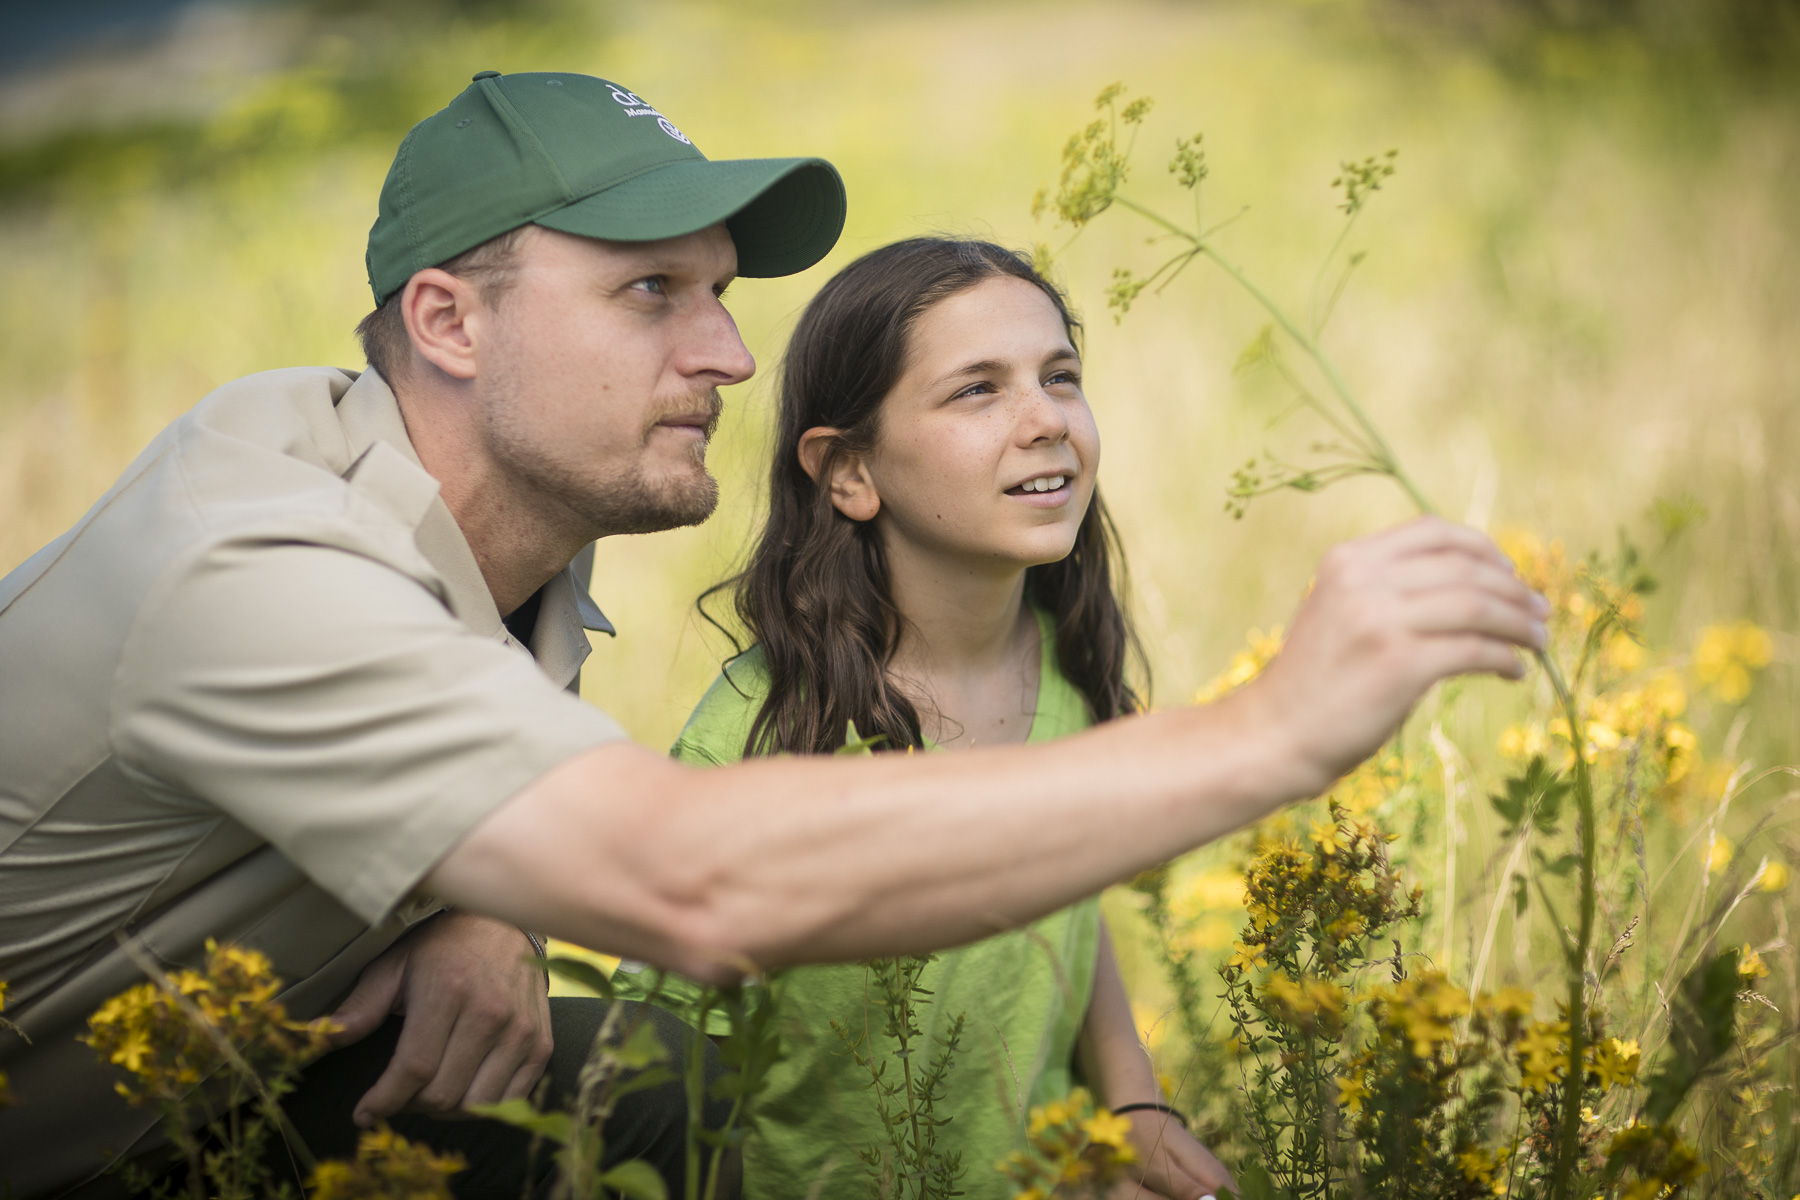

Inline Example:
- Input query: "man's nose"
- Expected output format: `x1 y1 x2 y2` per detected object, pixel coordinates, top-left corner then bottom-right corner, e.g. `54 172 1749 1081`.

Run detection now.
686 297 756 387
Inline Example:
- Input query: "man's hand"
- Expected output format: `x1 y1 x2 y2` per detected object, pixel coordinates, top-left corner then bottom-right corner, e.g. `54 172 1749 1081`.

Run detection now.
1241 516 1548 796
327 910 553 1128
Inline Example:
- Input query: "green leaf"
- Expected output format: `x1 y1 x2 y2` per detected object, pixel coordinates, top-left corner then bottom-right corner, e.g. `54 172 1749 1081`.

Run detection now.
1534 849 1580 877
466 1097 573 1144
598 1159 668 1200
1233 324 1275 377
1227 1159 1291 1200
614 1018 673 1069
1642 947 1741 1124
835 720 887 756
610 1065 678 1101
1489 785 1526 829
541 954 613 1001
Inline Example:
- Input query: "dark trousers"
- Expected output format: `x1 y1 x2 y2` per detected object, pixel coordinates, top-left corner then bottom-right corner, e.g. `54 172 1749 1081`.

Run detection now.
156 998 739 1200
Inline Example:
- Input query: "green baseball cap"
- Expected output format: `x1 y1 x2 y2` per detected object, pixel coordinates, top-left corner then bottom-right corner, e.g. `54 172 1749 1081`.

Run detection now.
366 70 846 305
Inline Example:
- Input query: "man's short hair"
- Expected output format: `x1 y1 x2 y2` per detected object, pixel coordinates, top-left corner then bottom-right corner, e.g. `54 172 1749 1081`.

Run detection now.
355 226 528 383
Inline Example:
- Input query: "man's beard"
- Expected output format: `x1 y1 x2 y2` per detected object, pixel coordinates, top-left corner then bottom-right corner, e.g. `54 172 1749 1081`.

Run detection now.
485 388 723 538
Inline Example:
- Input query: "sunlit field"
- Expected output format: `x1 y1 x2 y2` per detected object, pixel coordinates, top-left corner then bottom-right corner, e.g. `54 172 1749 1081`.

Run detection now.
3 1 1796 1194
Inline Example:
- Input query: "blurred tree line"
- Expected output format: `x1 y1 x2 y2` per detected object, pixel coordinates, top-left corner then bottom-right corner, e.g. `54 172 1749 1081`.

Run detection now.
1 0 1796 215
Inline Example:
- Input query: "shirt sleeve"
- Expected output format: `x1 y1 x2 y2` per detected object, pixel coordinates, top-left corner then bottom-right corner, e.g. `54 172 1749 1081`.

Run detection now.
110 539 627 924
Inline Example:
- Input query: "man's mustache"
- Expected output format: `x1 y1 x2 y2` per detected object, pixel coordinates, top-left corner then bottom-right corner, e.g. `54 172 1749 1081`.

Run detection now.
650 389 724 440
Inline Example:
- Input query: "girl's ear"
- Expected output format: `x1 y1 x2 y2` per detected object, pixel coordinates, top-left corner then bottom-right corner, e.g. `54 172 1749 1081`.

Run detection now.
798 426 881 522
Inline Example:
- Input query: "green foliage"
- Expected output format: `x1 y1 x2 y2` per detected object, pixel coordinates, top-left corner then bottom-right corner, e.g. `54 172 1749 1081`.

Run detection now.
833 954 968 1200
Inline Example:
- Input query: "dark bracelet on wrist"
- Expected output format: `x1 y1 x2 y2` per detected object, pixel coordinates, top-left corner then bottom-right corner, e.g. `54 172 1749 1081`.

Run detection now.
1111 1101 1189 1128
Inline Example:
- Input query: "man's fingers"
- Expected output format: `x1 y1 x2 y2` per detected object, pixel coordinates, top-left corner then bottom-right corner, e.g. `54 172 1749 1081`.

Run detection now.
501 1043 554 1102
353 1000 457 1127
406 1005 514 1113
1422 633 1530 681
326 955 405 1048
1384 553 1542 610
1400 590 1547 653
1347 514 1515 569
461 1022 548 1107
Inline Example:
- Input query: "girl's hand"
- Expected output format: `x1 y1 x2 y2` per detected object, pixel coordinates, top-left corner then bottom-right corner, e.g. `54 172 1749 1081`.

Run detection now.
1116 1109 1235 1200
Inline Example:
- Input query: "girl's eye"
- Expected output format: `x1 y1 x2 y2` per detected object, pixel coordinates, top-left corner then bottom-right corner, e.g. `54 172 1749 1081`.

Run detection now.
1046 369 1081 387
952 381 996 400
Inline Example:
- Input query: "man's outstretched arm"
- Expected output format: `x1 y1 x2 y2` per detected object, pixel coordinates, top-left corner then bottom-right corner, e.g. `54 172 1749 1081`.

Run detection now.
426 518 1548 982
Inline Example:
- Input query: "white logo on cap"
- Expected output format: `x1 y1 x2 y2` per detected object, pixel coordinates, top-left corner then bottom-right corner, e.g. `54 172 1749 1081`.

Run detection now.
607 85 693 145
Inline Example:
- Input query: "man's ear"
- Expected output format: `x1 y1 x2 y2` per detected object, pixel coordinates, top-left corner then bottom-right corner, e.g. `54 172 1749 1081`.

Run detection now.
400 268 485 382
797 427 880 522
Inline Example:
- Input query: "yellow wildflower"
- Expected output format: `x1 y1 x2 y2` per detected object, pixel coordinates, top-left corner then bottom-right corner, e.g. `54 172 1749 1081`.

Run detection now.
308 1126 463 1200
1516 1020 1570 1093
1705 836 1733 875
1603 629 1645 673
1227 941 1268 973
1311 818 1344 856
1758 861 1789 893
1457 1144 1510 1188
1591 1038 1641 1089
1694 621 1773 703
84 940 336 1108
1336 1072 1369 1114
1499 723 1550 760
1195 626 1283 703
1660 722 1698 783
1643 671 1687 720
1485 986 1534 1018
1739 945 1769 982
1083 1109 1134 1155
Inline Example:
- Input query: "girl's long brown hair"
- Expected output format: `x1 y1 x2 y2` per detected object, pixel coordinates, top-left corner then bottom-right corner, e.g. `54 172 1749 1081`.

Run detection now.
707 237 1145 755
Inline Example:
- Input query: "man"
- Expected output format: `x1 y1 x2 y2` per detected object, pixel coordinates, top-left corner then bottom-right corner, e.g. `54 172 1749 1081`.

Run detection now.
0 71 1546 1198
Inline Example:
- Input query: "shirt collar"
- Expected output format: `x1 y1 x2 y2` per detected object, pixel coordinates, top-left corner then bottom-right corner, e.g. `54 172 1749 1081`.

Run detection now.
334 369 613 689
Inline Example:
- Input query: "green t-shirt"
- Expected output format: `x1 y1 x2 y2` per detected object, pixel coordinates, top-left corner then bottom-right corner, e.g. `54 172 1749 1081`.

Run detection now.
613 609 1100 1200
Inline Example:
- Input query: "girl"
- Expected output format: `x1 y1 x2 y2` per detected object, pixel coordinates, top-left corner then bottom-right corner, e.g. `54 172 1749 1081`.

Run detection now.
616 238 1233 1200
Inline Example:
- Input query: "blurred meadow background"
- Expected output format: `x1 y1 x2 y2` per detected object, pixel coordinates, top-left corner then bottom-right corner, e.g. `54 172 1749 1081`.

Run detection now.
3 0 1798 1186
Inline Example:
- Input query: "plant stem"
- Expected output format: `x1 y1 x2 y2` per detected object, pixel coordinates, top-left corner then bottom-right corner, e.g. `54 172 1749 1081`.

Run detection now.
1547 689 1597 1200
686 991 719 1200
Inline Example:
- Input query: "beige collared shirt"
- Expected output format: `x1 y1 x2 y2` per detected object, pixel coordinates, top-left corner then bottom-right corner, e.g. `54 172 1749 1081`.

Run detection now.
0 367 624 1194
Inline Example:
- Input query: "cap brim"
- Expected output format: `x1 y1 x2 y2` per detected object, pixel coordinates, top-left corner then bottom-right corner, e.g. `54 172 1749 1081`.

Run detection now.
533 157 846 278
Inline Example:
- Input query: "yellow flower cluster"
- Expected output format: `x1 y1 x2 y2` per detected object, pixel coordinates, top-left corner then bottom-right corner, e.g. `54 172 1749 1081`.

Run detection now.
1233 801 1420 985
1195 626 1284 703
1260 971 1347 1031
1606 1121 1705 1200
1501 669 1694 781
1456 1143 1512 1194
1590 1037 1642 1090
1497 528 1644 635
83 940 336 1107
1369 972 1471 1059
1003 1086 1137 1200
1514 1019 1570 1093
1693 620 1774 704
308 1126 464 1200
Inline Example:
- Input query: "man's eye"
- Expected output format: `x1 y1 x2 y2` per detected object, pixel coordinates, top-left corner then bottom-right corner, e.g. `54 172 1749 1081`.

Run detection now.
632 276 667 295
